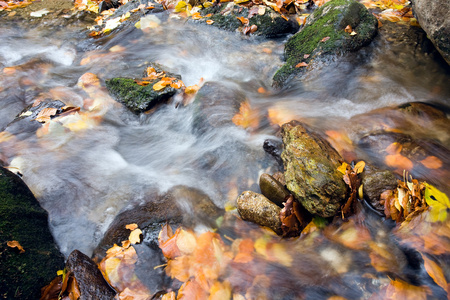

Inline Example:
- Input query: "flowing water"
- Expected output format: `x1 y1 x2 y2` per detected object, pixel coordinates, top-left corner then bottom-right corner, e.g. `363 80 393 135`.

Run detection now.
1 4 450 298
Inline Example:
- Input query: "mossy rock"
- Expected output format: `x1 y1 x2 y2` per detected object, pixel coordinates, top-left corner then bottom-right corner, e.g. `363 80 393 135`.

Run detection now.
281 121 347 217
273 0 378 87
200 4 299 38
105 63 181 114
0 167 64 299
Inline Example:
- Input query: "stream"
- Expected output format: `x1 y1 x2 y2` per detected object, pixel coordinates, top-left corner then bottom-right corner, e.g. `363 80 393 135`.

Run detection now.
1 1 450 298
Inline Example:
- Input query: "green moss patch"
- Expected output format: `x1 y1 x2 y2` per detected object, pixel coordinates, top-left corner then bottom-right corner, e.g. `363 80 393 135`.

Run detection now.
0 167 64 299
273 0 378 87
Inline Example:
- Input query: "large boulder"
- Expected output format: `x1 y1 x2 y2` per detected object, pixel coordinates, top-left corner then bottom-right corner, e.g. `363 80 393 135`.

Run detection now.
411 0 450 65
273 0 378 87
0 167 65 299
281 121 347 217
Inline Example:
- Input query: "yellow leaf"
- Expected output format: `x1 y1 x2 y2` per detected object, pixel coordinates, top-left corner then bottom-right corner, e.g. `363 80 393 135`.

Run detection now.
174 0 187 12
425 183 450 222
35 108 58 123
354 161 365 174
337 162 348 174
129 228 142 244
153 80 166 91
185 84 200 94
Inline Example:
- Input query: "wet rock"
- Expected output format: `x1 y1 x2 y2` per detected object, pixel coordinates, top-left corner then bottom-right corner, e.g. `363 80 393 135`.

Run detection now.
0 167 65 300
192 81 246 133
93 185 223 261
199 4 299 38
65 250 116 299
263 138 284 168
346 102 450 148
99 0 121 13
237 190 282 234
361 164 398 212
272 171 286 186
105 63 182 114
5 99 67 137
281 121 347 217
273 0 378 87
411 0 450 65
259 173 290 207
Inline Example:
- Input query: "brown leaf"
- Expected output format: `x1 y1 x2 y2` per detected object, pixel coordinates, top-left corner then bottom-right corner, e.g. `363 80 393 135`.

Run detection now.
231 101 259 130
7 240 25 253
35 108 58 123
321 36 330 42
280 195 302 237
344 25 352 33
40 276 63 300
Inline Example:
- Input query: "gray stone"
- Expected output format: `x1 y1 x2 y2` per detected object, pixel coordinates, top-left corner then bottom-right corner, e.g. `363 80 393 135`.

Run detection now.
411 0 450 65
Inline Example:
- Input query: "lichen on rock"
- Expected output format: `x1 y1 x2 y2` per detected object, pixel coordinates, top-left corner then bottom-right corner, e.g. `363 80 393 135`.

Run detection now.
281 121 347 217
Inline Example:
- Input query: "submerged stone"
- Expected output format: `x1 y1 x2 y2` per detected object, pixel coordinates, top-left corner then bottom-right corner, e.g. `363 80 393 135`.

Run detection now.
281 121 347 217
0 167 65 300
361 164 398 212
273 0 378 87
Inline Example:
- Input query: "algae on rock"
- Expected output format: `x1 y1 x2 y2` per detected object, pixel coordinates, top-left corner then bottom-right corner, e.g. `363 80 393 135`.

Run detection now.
273 0 378 87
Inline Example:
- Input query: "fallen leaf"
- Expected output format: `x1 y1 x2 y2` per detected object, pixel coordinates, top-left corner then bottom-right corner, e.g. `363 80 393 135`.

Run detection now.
129 229 142 244
420 156 442 169
153 80 167 91
206 19 214 25
422 255 447 291
321 36 330 42
231 101 259 130
35 108 58 123
344 25 352 33
257 87 267 94
7 240 25 253
295 62 308 68
424 183 450 222
236 16 249 25
354 161 365 174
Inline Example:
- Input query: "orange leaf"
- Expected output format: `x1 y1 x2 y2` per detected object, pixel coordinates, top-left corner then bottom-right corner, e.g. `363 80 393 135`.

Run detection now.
153 80 167 91
386 142 402 155
231 101 259 130
3 67 16 75
344 25 352 33
125 223 138 231
170 80 184 89
206 19 214 25
7 240 25 253
191 12 202 19
257 87 267 94
385 279 429 300
420 156 442 169
177 279 207 299
422 255 447 291
236 16 248 24
295 62 308 68
321 36 330 42
385 153 413 171
185 84 200 94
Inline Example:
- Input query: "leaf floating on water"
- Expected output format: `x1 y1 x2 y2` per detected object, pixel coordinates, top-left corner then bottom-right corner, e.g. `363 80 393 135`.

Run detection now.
7 240 25 253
